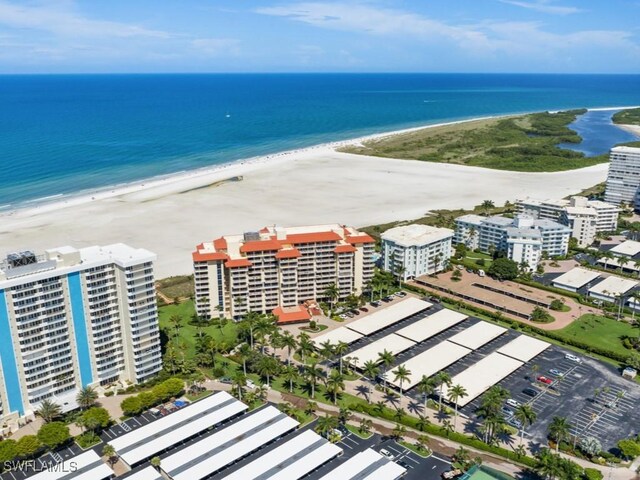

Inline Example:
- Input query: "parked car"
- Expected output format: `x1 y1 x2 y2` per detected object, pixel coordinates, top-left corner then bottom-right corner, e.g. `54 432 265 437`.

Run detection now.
506 398 521 408
478 269 486 277
522 388 538 397
396 460 411 469
537 375 553 385
501 406 514 417
565 353 582 363
549 369 564 377
398 292 407 297
220 377 232 384
379 448 395 460
371 301 381 307
360 307 369 312
508 417 523 429
442 469 463 479
246 379 257 389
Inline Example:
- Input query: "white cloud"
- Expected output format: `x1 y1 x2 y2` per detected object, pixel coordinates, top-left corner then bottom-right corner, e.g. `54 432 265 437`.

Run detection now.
499 0 581 15
191 38 241 56
0 1 170 38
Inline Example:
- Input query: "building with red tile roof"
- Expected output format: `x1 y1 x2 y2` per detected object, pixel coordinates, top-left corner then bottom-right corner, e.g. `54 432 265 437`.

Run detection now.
192 224 375 320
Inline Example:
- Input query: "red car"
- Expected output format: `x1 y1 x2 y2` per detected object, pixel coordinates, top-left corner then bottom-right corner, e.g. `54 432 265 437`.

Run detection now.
537 375 553 385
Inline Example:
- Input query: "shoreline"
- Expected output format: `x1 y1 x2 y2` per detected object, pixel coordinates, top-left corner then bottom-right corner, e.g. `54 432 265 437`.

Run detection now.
3 104 639 220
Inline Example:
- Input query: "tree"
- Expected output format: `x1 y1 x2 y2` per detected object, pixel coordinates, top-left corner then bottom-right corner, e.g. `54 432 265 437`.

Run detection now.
315 414 338 437
530 306 555 323
447 384 468 429
377 350 395 389
513 404 536 445
305 361 324 399
359 417 372 435
280 332 297 365
79 407 111 433
416 434 430 453
334 341 350 375
487 257 519 280
580 436 602 457
549 299 565 311
16 436 41 458
393 365 411 395
296 333 314 364
0 440 18 463
323 284 340 316
36 399 62 423
282 364 298 393
338 407 352 425
617 439 640 459
102 444 117 465
391 423 407 441
256 355 280 387
325 369 345 404
548 416 571 452
237 343 252 375
121 396 143 416
362 360 379 399
231 372 247 401
150 456 161 468
76 386 98 410
452 269 462 282
37 422 70 449
453 446 471 468
435 371 452 412
417 376 435 411
480 200 495 216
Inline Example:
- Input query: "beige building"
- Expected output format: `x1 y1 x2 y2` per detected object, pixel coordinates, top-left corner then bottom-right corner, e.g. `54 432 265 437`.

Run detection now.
193 225 375 322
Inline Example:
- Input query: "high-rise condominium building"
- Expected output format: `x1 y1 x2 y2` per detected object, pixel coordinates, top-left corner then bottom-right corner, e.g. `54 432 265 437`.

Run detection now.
454 215 571 269
381 224 454 280
604 146 640 208
516 196 619 247
193 225 375 321
0 244 161 426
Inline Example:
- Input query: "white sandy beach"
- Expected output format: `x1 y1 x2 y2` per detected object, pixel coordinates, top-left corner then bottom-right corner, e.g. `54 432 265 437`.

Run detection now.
0 128 608 278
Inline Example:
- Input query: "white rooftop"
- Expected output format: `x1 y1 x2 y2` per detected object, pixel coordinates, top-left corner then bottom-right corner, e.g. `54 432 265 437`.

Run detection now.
446 321 506 350
440 352 524 407
552 268 601 289
589 275 638 297
496 335 550 363
394 309 467 343
610 240 640 257
346 297 432 336
30 450 112 480
381 224 454 246
124 466 164 480
312 327 364 347
612 146 640 154
388 341 471 390
317 448 406 480
348 334 416 367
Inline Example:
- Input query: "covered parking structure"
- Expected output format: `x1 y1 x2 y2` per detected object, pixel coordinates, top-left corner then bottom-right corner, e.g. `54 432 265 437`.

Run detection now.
440 352 524 407
394 308 467 343
388 341 471 391
551 268 601 293
317 448 406 480
588 276 638 303
110 391 247 467
496 335 550 362
122 467 163 480
347 334 416 367
160 406 299 480
446 321 506 350
311 327 363 348
30 450 113 480
345 297 432 336
221 429 341 480
610 240 640 258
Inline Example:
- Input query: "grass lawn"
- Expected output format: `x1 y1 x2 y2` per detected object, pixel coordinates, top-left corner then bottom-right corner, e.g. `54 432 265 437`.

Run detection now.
159 300 239 360
399 440 431 458
346 423 373 439
553 314 638 358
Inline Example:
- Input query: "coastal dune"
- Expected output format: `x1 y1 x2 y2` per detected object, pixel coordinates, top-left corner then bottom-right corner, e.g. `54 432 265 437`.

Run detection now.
0 145 607 278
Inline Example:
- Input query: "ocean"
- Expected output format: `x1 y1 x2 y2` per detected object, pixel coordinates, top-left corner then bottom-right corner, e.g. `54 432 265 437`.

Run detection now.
1 73 639 207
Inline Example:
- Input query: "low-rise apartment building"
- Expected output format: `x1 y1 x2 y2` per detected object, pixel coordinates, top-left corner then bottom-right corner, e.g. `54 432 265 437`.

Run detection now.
0 244 162 427
454 215 571 269
381 224 454 280
516 196 619 247
192 225 375 321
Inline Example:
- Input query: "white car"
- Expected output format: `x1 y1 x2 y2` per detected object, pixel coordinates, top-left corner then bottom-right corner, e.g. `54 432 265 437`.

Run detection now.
564 353 582 363
245 379 257 389
506 398 521 408
379 448 395 460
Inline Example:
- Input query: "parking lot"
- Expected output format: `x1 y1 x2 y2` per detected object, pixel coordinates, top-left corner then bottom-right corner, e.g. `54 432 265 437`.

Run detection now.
0 442 86 480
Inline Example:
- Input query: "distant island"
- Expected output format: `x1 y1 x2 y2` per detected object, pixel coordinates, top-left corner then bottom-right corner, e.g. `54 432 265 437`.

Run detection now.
339 109 609 172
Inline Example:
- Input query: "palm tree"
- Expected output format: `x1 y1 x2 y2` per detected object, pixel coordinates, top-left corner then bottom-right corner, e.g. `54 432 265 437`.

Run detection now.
417 376 435 411
36 399 62 423
150 456 161 469
305 361 324 399
334 341 350 374
442 419 454 437
338 407 352 425
237 343 252 375
296 333 314 364
377 349 395 389
280 332 297 364
76 386 98 410
325 369 345 404
435 371 452 412
416 413 430 432
319 341 335 367
514 404 537 445
305 400 318 417
480 199 495 216
102 444 117 465
416 434 430 454
256 355 279 387
392 365 411 395
232 372 247 401
362 360 379 399
282 364 298 393
323 283 340 316
447 384 468 429
169 314 183 338
548 416 571 452
315 414 339 437
391 423 407 441
359 417 373 435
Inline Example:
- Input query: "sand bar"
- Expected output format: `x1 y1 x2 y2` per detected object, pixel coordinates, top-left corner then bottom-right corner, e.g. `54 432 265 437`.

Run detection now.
0 117 610 278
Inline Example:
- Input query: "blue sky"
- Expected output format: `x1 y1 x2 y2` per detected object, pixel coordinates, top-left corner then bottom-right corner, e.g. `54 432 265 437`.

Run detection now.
0 0 639 73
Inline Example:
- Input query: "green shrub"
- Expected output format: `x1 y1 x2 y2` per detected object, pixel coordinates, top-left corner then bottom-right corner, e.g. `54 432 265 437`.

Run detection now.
0 439 18 463
121 396 143 416
583 468 604 480
37 422 70 449
104 391 114 397
15 435 41 458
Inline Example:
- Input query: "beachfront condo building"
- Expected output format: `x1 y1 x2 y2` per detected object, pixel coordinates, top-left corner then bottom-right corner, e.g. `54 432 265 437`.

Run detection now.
192 224 375 322
604 146 640 209
0 244 162 427
516 196 619 247
454 215 571 269
381 224 453 281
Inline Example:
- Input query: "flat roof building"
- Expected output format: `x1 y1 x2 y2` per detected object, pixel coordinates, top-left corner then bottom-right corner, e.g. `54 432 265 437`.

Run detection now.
605 146 640 208
551 267 601 292
610 240 640 258
0 244 161 426
381 224 454 280
192 225 375 321
588 276 638 303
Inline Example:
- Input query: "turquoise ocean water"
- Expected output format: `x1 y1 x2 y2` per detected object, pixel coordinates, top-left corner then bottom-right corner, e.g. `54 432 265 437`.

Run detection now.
1 74 639 208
